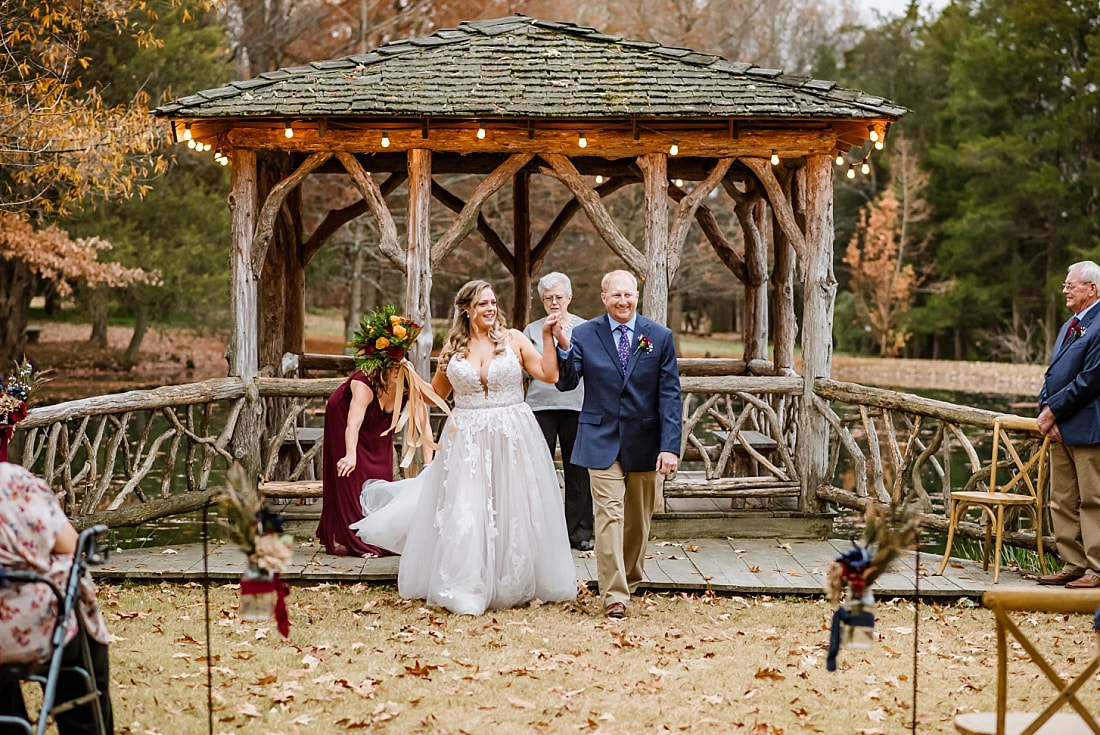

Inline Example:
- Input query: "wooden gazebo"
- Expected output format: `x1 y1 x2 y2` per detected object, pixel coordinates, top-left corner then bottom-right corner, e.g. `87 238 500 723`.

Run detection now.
155 16 904 514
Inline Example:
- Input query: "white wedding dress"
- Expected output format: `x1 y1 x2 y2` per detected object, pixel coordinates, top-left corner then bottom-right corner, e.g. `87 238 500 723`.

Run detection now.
351 342 577 615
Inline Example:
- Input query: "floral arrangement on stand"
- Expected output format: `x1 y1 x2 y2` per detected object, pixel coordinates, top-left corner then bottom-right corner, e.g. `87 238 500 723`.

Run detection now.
216 462 293 637
825 500 920 672
349 305 449 469
0 359 45 463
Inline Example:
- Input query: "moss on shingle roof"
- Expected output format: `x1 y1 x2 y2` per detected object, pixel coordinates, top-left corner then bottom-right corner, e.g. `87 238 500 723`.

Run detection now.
155 16 904 122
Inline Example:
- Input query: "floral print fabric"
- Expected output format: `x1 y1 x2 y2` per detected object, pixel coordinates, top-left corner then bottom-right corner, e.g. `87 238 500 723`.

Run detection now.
0 463 108 663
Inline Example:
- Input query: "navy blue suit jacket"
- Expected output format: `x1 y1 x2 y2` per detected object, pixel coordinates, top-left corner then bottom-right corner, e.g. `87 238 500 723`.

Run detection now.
1040 306 1100 446
557 315 682 471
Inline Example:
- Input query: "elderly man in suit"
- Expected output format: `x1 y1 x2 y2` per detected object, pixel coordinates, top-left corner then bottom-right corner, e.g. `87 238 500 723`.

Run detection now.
554 270 681 618
1038 260 1100 588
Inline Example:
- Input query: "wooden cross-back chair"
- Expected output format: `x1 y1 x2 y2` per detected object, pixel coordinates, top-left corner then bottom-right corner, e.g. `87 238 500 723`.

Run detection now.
954 588 1100 735
936 416 1049 584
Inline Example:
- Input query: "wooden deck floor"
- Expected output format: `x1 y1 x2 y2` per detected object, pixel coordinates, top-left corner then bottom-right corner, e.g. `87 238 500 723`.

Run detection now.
94 538 1035 597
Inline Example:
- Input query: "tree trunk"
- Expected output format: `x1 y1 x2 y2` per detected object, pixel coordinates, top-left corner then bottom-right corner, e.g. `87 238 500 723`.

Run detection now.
120 308 148 370
344 235 365 345
89 291 109 350
0 258 31 366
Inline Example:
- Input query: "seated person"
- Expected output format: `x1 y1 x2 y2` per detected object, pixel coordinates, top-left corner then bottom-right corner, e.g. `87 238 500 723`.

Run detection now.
0 462 113 735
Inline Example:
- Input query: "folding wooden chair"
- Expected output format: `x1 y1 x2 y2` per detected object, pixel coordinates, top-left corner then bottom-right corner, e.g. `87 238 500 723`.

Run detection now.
936 416 1049 583
955 588 1100 735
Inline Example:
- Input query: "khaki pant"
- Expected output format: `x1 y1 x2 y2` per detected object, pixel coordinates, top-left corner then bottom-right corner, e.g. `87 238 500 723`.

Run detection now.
588 462 655 608
1049 442 1100 574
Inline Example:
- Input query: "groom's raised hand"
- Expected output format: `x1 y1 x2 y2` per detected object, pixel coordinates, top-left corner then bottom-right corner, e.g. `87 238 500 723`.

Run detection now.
656 451 678 475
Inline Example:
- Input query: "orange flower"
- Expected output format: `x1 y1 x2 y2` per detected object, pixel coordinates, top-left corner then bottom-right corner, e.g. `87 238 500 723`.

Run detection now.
390 315 402 325
392 324 407 339
375 336 390 349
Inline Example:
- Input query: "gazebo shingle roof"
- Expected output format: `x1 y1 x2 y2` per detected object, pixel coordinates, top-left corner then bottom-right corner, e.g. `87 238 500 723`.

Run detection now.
155 16 906 121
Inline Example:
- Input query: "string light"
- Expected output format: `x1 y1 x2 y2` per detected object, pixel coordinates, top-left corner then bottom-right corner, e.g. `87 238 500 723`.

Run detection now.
770 149 780 166
846 164 856 180
381 131 390 148
284 122 294 139
595 175 605 184
860 157 871 175
669 139 679 156
674 178 684 188
835 153 846 166
868 125 879 143
187 138 196 150
214 150 229 166
476 123 486 140
577 132 587 148
183 123 192 141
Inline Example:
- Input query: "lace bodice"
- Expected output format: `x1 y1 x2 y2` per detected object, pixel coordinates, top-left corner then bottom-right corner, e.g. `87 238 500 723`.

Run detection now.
446 343 525 409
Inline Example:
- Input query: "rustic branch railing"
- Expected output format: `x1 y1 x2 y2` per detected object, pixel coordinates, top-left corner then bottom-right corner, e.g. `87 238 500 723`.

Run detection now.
812 378 1049 552
9 372 1051 560
667 376 803 508
15 377 341 529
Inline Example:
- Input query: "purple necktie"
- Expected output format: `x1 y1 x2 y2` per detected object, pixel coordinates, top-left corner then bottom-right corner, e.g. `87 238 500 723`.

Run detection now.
1065 316 1081 344
617 323 630 371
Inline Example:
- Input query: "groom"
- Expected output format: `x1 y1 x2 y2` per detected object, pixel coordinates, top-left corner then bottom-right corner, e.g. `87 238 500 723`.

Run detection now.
555 270 681 619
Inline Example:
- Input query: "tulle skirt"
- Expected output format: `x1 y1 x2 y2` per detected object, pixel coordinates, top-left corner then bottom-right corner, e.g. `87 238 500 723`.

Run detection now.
351 402 577 615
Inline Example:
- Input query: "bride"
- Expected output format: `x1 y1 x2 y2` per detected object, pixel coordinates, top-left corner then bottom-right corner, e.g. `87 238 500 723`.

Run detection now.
351 280 577 615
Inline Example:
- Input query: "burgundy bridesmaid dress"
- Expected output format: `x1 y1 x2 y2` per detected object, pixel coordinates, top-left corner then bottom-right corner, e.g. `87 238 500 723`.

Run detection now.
316 372 395 556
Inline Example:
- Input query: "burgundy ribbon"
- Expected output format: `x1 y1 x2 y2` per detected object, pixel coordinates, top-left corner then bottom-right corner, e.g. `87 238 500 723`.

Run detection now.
240 572 291 638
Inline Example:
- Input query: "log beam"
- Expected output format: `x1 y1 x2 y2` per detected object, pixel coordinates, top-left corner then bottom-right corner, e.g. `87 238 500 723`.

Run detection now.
334 152 405 271
224 125 838 160
638 152 670 324
250 152 332 277
538 154 646 275
406 149 433 378
430 181 513 270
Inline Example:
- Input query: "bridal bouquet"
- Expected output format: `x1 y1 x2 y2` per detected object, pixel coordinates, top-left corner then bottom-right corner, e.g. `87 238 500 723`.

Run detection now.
216 462 293 636
349 305 449 469
349 305 422 373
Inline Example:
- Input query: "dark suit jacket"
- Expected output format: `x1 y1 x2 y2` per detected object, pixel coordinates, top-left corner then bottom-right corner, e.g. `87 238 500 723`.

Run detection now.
557 314 681 471
1040 306 1100 446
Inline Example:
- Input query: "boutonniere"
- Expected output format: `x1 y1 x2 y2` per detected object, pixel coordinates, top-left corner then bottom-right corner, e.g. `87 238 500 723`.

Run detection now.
634 335 654 354
1072 325 1087 340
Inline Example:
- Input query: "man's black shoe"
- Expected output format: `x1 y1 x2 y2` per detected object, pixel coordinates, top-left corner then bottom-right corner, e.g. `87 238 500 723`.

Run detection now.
573 540 594 552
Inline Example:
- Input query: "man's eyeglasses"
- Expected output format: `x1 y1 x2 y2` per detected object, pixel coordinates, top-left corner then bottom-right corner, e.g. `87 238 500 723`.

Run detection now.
542 294 568 303
1063 281 1096 291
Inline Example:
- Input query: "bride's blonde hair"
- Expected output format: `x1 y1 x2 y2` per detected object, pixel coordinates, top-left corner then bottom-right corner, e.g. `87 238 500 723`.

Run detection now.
438 280 508 370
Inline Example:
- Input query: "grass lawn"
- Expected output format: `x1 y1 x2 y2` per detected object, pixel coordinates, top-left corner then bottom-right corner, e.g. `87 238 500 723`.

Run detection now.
95 583 1100 734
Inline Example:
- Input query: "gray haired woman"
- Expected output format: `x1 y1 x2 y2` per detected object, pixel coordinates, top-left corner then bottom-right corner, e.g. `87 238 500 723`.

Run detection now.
523 272 593 551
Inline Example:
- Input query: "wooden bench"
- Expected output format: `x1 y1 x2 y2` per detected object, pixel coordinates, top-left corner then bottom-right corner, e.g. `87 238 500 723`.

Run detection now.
24 324 43 344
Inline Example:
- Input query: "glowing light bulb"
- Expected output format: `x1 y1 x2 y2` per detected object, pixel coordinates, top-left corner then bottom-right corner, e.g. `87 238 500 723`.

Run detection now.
869 125 879 142
595 175 605 184
183 123 192 141
187 139 196 150
860 158 871 175
875 139 885 151
770 149 780 166
846 165 856 180
674 178 684 188
577 132 587 148
381 131 390 148
284 122 293 139
835 153 846 166
477 123 486 140
669 139 679 156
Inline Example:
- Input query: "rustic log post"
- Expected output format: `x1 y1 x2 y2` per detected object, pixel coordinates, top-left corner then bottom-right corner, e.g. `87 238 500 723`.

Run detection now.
772 169 797 374
797 155 837 512
513 170 531 328
406 149 433 378
637 153 670 325
228 149 262 475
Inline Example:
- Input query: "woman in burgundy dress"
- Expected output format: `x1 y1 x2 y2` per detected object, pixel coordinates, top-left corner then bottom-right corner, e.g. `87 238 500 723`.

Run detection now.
316 367 398 556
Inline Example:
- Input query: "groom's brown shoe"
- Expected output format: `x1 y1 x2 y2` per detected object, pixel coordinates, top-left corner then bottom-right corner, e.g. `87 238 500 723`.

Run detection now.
605 602 626 619
1038 569 1084 585
1066 573 1100 589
